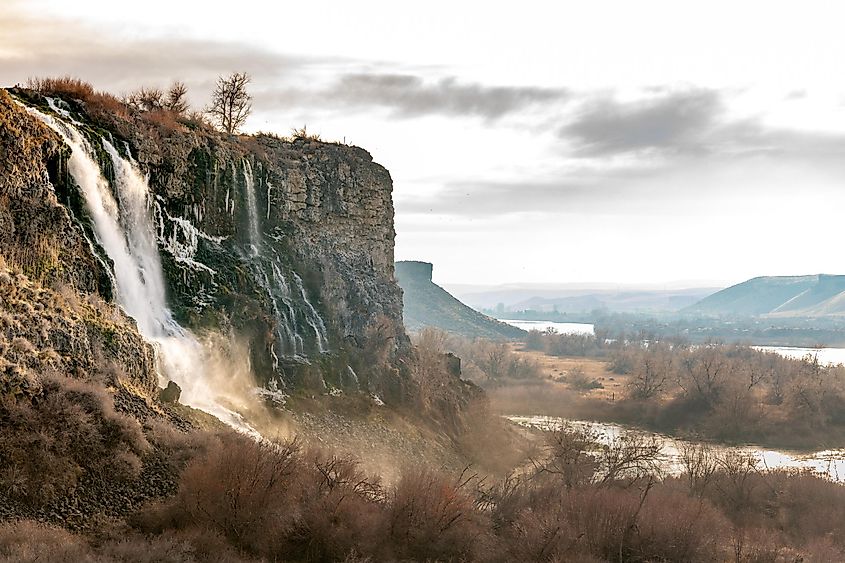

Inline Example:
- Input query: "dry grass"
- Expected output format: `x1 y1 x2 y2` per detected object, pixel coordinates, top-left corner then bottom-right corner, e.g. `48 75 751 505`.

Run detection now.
0 373 148 505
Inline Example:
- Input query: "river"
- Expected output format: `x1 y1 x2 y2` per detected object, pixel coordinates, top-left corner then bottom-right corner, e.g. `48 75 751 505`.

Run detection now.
500 319 845 366
754 345 845 366
500 319 595 335
506 415 845 481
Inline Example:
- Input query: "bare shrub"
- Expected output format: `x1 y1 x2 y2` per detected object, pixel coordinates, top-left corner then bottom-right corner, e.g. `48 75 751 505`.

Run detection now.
0 374 148 504
567 363 603 391
291 125 321 141
678 442 719 497
165 81 189 114
0 520 97 563
99 528 251 563
284 452 385 560
27 76 94 99
532 422 598 488
442 332 542 383
174 433 300 552
27 75 129 119
382 467 490 561
126 86 165 111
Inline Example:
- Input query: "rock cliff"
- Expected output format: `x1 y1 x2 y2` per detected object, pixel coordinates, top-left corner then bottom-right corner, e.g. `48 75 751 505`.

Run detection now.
0 87 409 402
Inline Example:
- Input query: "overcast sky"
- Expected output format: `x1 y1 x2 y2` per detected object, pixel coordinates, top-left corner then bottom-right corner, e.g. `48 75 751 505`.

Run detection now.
3 0 845 286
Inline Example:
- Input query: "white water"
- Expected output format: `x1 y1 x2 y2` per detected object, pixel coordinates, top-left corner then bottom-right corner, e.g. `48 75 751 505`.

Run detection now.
240 160 329 360
27 106 255 433
755 345 845 366
508 415 845 481
242 159 261 256
501 319 595 335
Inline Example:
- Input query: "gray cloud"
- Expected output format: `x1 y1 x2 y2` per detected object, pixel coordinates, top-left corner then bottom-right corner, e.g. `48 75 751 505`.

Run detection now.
561 89 723 156
397 164 663 218
0 6 341 105
1 3 569 122
288 74 570 120
559 88 845 161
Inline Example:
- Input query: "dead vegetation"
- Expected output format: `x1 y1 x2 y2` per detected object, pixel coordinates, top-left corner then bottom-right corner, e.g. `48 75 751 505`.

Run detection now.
5 413 845 562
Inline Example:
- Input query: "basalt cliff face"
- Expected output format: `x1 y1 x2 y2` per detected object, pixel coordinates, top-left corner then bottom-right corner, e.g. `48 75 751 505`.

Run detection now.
0 88 409 404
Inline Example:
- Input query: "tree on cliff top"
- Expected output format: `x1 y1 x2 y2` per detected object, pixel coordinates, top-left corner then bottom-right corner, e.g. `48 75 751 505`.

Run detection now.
207 72 252 134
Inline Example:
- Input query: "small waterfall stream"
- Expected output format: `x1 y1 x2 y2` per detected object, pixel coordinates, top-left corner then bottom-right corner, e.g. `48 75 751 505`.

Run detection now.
239 159 329 362
26 104 255 432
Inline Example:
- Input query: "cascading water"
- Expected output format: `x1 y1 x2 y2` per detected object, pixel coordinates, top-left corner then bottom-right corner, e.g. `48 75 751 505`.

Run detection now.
25 104 256 433
239 159 330 363
242 159 261 256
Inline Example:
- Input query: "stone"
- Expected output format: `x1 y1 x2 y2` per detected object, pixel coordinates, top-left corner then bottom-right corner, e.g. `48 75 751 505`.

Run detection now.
159 381 182 404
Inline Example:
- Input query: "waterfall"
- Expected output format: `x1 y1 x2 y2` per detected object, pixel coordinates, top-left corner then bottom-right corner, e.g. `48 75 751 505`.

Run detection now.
242 159 261 256
293 271 328 353
240 160 329 360
26 105 255 433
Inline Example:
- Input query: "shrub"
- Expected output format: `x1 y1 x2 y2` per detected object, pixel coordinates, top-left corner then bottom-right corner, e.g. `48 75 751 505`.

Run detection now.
0 520 97 563
27 76 94 99
0 374 148 505
382 468 490 561
173 433 301 553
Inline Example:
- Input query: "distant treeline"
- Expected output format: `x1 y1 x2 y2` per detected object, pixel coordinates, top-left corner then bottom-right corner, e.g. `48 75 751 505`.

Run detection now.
482 307 595 323
496 327 845 448
593 312 845 347
488 308 845 347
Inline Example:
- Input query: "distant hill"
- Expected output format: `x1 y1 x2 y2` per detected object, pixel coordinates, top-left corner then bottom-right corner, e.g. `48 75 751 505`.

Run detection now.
684 275 845 317
447 284 719 313
395 261 525 339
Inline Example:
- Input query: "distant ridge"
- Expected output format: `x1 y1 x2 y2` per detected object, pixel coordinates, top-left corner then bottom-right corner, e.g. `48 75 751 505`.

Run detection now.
395 261 525 339
684 274 845 317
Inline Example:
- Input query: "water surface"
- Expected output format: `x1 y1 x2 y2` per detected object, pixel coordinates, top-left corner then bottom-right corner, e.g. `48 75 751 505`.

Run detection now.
500 319 595 335
507 415 845 481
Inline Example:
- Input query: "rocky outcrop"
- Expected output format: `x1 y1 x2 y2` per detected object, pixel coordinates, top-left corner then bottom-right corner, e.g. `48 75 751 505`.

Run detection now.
1 87 409 399
0 91 111 295
0 265 158 402
396 261 526 339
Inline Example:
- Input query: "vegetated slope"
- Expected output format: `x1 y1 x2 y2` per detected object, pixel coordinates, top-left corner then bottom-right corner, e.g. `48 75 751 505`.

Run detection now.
685 274 845 317
396 261 525 339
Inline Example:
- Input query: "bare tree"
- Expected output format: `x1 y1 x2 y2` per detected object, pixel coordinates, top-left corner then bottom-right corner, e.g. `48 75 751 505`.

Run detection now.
126 86 164 111
165 81 189 114
628 343 672 400
207 72 252 134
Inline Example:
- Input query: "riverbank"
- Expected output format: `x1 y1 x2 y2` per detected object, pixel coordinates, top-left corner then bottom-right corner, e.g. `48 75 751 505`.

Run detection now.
486 341 845 452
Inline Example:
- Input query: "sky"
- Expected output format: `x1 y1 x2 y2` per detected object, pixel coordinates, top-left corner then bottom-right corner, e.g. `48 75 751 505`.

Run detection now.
3 0 845 287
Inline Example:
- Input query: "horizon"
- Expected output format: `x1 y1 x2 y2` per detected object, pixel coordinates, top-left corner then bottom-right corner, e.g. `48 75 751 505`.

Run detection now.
4 0 845 285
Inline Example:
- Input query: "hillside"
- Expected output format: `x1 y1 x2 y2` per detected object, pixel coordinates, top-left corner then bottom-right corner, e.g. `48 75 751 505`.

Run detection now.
449 284 719 313
0 81 496 547
396 261 525 339
685 274 845 317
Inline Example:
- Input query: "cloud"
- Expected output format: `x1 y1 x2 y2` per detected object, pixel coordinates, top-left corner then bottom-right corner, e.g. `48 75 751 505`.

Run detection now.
1 3 568 122
397 166 657 218
560 89 723 156
558 88 845 162
0 5 338 103
281 73 570 120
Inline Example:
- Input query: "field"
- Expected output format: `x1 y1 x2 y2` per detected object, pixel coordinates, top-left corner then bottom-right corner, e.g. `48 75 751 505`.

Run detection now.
505 342 627 401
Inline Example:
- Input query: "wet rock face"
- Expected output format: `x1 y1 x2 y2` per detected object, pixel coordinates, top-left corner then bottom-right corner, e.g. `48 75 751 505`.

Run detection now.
0 91 111 296
128 127 409 392
1 88 410 395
